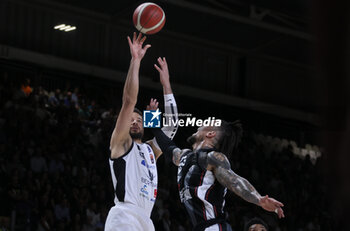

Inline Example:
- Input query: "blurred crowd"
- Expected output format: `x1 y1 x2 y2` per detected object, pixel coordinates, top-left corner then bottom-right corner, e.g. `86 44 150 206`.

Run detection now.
0 72 333 231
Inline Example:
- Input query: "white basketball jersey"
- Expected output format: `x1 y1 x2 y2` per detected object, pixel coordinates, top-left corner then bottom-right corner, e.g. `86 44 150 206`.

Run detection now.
109 142 158 217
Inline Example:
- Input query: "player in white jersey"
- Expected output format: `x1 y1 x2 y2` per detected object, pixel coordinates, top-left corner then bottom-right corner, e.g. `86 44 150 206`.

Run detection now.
105 32 178 231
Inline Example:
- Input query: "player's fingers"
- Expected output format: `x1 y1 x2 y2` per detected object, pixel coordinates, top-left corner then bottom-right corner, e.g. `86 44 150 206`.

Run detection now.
127 36 132 47
140 35 147 44
157 57 163 65
144 44 151 52
162 57 167 64
278 208 285 218
275 201 284 207
137 32 142 42
270 198 283 207
154 64 161 72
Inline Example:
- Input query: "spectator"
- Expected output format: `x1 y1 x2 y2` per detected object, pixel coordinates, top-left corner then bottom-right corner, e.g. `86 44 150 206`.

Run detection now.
30 148 48 174
244 217 269 231
21 78 33 97
86 202 100 228
48 154 64 175
54 198 70 222
71 87 79 107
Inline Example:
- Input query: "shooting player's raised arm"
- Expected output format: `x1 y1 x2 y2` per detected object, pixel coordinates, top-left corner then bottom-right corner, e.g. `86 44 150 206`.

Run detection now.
110 33 151 159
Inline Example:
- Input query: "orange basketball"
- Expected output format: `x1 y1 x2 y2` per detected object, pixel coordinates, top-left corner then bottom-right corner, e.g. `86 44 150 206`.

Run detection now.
133 2 166 35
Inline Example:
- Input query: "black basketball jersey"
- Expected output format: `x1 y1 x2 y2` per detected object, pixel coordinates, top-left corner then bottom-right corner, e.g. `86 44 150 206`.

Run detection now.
177 148 227 228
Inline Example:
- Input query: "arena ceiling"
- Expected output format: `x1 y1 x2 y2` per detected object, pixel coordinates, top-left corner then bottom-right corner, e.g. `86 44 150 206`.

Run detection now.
49 0 313 66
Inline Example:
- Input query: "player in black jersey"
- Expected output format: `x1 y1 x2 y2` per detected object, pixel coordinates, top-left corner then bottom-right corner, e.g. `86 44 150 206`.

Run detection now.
152 120 284 231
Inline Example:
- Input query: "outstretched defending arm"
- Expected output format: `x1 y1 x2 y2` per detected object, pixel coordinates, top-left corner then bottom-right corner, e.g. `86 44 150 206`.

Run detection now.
148 57 179 159
152 128 189 166
110 32 151 159
155 57 179 140
204 151 285 218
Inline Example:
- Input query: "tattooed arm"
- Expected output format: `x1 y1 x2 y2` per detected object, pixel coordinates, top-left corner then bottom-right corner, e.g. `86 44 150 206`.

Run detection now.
171 148 190 166
152 128 190 166
206 151 285 218
206 151 261 205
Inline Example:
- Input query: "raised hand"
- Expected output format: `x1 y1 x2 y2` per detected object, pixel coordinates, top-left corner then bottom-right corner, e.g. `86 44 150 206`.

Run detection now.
127 32 151 61
154 57 171 89
146 98 159 111
259 195 285 218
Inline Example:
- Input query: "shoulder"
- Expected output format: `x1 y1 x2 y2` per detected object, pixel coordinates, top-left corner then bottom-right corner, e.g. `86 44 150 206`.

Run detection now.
207 151 231 170
110 141 134 160
178 148 191 156
173 148 191 166
176 148 192 161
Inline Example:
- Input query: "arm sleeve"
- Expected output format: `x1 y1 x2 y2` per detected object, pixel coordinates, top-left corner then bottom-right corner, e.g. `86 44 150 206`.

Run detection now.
152 128 179 159
152 93 178 149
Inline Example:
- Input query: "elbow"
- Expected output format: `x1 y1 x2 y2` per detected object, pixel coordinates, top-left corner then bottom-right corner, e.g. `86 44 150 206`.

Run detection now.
122 96 136 106
110 147 119 159
110 152 118 159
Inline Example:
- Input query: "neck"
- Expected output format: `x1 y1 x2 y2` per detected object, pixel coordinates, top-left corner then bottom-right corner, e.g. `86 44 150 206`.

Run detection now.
192 140 215 151
134 139 142 144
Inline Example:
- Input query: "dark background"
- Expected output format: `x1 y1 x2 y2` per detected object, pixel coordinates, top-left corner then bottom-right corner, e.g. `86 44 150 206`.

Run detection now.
0 0 349 230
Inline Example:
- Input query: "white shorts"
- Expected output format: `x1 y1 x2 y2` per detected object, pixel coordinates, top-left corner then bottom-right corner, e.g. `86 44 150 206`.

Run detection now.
205 224 221 231
205 222 232 231
104 202 155 231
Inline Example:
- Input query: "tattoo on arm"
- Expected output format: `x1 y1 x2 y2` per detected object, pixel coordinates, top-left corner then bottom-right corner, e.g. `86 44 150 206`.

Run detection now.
172 148 190 166
208 151 261 205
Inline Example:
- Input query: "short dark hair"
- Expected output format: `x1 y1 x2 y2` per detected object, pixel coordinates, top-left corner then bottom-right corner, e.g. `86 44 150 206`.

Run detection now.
215 120 243 156
133 108 142 117
244 217 269 231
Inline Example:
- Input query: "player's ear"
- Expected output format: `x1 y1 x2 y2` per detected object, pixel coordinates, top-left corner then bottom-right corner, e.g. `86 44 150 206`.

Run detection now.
206 131 216 138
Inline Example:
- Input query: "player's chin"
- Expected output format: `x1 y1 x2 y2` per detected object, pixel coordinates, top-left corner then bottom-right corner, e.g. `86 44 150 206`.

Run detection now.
130 131 143 140
186 135 197 145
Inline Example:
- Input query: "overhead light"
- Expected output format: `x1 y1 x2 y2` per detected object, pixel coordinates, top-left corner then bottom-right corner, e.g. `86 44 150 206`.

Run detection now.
54 24 66 29
64 26 76 32
59 25 71 31
54 24 77 32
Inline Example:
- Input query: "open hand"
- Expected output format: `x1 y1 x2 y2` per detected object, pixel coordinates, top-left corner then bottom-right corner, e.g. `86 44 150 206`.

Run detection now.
127 32 151 61
146 98 159 111
154 57 170 88
259 195 285 218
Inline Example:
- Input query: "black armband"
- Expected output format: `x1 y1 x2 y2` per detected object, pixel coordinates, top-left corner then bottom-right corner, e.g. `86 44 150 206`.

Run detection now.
152 128 178 159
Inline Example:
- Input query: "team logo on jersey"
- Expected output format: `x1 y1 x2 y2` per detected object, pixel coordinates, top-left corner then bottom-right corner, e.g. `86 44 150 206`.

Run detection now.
141 160 155 169
143 109 161 128
141 177 157 188
140 185 148 195
147 145 152 153
149 154 154 164
154 189 157 198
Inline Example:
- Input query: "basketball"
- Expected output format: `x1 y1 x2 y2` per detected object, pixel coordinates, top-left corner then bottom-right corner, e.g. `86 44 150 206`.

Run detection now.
133 2 166 35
